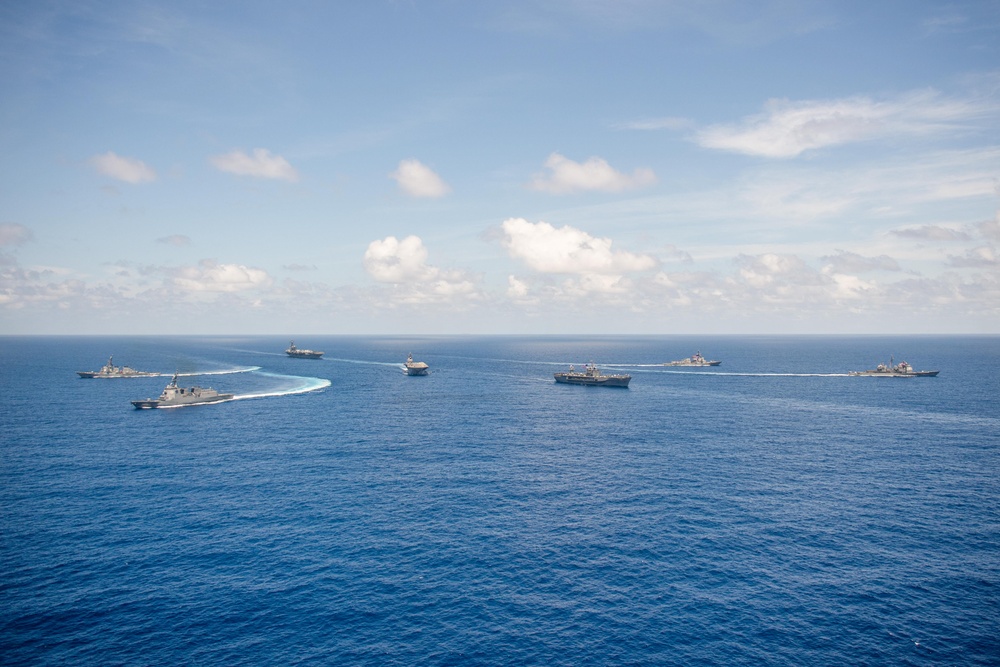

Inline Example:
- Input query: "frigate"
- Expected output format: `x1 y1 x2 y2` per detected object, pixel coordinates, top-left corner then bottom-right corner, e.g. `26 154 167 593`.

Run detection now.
664 352 721 367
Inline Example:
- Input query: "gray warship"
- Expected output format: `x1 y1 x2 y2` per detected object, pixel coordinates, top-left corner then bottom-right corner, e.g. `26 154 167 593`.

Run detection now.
78 355 158 378
286 341 324 359
554 363 631 387
403 353 429 376
849 357 939 377
131 373 235 409
664 351 721 367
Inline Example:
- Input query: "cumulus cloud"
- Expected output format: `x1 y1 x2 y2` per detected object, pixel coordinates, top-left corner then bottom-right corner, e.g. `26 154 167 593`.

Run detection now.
0 223 33 247
363 235 480 304
499 218 657 275
529 153 656 194
889 225 971 241
90 151 157 183
171 259 273 293
696 90 994 158
156 234 192 247
364 235 435 283
821 250 901 274
389 159 451 198
209 148 298 181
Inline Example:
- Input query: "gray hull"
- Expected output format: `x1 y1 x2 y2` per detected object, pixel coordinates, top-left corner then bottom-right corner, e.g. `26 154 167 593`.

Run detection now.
555 374 630 387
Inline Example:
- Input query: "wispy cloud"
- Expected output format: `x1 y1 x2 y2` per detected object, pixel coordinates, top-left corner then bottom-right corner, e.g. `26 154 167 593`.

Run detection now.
889 225 972 241
529 153 656 194
0 223 33 247
389 159 451 198
696 90 997 158
156 234 192 247
90 151 157 183
616 116 692 131
209 148 298 181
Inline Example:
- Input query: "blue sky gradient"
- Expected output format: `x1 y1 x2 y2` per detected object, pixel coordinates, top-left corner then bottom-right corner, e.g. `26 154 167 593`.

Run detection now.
2 0 999 333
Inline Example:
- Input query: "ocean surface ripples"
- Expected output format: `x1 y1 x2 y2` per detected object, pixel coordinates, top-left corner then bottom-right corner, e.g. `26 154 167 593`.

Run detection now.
1 335 998 665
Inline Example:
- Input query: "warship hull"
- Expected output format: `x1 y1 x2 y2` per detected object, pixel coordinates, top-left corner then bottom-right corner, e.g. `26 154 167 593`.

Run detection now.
131 373 234 408
554 374 630 387
848 370 939 377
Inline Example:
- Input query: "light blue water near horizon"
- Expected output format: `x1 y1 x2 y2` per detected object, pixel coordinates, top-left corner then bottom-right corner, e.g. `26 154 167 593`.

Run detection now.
1 335 998 665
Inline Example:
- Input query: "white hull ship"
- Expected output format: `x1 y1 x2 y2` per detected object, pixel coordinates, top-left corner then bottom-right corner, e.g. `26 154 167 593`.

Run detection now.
849 357 938 377
78 355 158 378
554 363 630 387
286 341 323 359
664 352 720 367
403 354 429 376
131 373 234 408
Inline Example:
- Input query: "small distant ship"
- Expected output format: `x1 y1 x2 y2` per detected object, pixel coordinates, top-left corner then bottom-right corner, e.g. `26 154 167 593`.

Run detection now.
554 363 631 387
77 355 158 378
664 352 721 367
849 357 939 377
286 341 323 359
131 373 235 409
403 353 429 376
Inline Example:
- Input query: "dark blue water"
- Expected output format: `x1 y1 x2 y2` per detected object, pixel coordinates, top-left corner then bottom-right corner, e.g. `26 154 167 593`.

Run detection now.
2 336 998 665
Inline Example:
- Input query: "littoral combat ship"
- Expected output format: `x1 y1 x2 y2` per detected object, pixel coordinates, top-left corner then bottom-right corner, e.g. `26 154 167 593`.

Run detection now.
77 355 158 379
554 363 631 387
286 341 324 359
849 357 939 377
131 373 235 409
403 353 429 376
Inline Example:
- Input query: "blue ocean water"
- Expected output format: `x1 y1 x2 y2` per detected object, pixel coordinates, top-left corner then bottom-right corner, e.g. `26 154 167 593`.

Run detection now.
1 335 998 666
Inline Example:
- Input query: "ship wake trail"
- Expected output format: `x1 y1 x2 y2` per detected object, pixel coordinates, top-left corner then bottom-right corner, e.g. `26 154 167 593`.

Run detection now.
232 372 331 401
175 366 261 377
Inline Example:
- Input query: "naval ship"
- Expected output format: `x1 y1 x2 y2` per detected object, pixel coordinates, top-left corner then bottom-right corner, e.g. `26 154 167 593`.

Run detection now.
849 357 939 377
664 351 721 367
131 373 235 408
554 363 631 387
77 355 158 378
286 341 324 359
403 353 429 376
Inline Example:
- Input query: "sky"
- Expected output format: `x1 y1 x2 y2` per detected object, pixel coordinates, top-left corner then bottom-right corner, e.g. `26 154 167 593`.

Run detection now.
1 0 999 335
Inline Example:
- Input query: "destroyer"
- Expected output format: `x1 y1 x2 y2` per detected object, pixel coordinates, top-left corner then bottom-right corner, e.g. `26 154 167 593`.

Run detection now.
131 373 235 408
286 341 323 359
77 355 158 378
403 353 429 376
849 357 939 377
664 352 720 367
554 363 631 387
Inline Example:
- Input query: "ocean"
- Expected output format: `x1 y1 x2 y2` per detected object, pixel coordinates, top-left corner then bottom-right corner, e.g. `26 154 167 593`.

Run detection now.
1 335 998 666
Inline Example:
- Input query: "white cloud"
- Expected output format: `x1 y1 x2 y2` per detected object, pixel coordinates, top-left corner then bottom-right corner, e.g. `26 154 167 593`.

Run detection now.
979 214 1000 241
90 151 157 183
171 260 273 293
0 223 33 247
529 153 656 194
948 246 998 268
363 235 434 283
821 250 901 274
889 225 971 241
696 90 996 158
617 117 692 131
499 217 657 275
156 234 192 247
209 148 298 181
363 235 482 305
389 159 451 198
